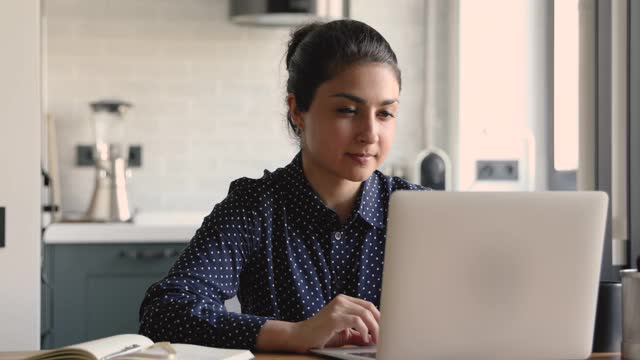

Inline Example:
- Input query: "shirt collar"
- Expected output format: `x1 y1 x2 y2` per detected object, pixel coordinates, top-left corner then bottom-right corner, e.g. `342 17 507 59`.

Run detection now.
358 171 386 229
283 151 386 229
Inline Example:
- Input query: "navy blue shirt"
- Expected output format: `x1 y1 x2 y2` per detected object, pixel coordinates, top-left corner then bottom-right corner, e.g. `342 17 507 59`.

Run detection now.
139 152 425 349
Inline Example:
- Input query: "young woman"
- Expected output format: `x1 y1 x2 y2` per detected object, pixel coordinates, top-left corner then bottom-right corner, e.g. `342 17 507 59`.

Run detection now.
139 19 426 353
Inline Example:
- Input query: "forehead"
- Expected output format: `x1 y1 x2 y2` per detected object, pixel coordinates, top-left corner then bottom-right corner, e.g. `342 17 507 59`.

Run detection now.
317 63 400 101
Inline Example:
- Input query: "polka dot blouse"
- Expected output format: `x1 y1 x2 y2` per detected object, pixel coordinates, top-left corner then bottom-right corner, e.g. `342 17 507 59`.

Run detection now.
138 151 427 349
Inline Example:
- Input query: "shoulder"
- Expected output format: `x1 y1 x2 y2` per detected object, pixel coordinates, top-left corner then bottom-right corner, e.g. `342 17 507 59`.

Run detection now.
220 168 280 212
227 170 275 199
197 170 280 242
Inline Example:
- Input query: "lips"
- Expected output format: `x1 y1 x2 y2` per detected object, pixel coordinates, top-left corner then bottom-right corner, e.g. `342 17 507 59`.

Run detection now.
346 152 376 165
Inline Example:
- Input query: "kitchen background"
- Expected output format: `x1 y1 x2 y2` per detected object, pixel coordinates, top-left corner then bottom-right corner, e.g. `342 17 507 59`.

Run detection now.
43 0 430 214
10 0 635 351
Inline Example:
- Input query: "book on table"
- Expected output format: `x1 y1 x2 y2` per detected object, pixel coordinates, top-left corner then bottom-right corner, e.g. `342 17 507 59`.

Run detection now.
25 334 254 360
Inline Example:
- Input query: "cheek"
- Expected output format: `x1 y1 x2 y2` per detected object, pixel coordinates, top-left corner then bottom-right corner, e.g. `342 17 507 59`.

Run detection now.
379 121 396 149
313 120 352 145
333 121 357 141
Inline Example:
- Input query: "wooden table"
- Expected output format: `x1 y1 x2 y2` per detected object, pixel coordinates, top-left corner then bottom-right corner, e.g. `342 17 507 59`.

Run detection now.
0 351 623 360
0 351 322 360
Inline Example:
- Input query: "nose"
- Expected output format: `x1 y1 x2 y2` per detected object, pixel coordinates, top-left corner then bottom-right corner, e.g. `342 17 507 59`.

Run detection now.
357 110 379 144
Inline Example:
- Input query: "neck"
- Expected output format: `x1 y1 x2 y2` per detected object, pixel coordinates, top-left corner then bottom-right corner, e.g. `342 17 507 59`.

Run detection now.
301 150 362 223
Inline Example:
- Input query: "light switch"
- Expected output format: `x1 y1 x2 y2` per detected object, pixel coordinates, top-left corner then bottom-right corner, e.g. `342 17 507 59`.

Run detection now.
76 145 94 166
128 145 142 167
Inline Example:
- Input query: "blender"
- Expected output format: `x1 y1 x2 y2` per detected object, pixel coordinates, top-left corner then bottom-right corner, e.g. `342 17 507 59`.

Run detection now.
85 99 133 222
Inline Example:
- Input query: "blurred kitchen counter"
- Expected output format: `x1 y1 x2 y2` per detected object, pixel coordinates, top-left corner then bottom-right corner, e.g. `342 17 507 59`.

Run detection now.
43 211 207 243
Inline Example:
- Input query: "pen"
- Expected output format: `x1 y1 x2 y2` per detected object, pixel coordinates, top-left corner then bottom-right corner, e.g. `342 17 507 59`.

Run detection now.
102 344 142 360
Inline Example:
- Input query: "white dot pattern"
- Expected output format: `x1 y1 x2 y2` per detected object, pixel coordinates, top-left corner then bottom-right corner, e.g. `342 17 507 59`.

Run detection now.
139 151 427 349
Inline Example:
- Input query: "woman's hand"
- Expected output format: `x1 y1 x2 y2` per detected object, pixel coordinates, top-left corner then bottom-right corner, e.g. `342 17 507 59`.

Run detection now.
290 294 381 353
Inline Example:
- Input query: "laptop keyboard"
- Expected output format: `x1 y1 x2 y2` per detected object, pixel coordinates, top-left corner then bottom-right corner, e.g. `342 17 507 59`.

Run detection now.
350 351 377 358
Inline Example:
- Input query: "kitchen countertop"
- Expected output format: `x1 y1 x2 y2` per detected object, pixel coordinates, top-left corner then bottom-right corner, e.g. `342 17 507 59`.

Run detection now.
43 212 207 244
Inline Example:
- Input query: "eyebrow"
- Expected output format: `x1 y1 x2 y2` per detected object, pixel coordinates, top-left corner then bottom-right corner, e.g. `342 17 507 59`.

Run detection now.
330 92 399 106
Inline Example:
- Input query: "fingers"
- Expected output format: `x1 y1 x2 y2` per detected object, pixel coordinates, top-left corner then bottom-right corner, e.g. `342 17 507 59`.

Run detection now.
338 314 370 344
345 328 373 347
340 301 379 344
340 295 382 323
332 295 379 344
307 294 381 350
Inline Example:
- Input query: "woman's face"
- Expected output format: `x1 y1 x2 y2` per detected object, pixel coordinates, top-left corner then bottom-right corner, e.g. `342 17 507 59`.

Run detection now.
290 62 400 183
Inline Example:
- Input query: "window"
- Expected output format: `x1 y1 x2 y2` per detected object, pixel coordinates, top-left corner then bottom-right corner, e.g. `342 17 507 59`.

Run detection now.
553 0 580 172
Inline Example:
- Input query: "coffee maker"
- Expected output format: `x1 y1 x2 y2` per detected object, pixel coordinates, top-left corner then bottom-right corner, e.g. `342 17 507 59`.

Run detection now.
85 100 133 222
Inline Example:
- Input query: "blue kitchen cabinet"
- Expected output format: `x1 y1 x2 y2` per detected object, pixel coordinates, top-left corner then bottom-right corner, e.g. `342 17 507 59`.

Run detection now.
43 243 186 348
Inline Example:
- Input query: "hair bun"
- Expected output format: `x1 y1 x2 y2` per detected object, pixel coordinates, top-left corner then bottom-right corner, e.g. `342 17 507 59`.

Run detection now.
286 22 323 70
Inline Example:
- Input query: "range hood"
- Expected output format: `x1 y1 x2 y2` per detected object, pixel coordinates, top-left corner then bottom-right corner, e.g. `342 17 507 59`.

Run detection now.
230 0 348 27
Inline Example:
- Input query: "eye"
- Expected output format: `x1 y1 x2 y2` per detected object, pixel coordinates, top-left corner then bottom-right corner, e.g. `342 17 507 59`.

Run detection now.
337 107 357 115
378 110 395 119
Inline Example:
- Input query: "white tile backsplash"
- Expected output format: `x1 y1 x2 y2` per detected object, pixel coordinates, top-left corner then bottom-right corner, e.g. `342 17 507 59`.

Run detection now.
44 0 427 213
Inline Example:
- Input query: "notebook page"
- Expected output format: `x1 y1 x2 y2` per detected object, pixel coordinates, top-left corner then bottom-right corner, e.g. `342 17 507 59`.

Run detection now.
65 334 154 359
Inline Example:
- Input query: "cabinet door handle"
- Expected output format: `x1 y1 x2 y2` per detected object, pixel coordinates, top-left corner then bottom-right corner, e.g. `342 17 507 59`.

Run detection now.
118 248 180 260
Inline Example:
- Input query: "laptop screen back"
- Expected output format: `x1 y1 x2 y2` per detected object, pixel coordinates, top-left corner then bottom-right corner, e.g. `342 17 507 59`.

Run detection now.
378 191 608 360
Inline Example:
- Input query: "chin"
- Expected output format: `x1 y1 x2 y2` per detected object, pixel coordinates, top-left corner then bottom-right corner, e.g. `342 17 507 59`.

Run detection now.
342 167 376 182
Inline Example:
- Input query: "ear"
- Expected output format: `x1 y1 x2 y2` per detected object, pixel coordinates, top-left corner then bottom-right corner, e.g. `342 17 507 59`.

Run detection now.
287 94 304 132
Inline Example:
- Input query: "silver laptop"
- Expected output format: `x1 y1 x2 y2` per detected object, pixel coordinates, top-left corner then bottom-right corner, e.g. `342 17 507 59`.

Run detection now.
311 191 608 360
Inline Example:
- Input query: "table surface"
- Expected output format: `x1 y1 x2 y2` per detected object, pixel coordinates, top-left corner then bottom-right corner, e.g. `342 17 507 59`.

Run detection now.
0 351 623 360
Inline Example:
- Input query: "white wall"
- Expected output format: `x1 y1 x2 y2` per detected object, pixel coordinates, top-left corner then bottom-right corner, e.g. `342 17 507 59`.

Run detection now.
0 0 42 350
458 0 549 192
44 0 427 214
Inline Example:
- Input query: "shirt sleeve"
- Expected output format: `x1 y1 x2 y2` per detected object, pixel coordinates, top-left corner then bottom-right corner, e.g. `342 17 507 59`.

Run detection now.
138 180 272 349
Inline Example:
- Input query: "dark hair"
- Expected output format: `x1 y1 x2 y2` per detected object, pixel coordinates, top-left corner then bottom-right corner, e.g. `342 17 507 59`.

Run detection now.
285 19 401 138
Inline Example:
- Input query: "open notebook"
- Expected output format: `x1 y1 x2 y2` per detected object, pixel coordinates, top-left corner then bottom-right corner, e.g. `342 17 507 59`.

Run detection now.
25 334 254 360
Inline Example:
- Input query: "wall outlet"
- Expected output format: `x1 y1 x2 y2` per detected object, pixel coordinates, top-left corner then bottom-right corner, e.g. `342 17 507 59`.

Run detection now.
0 207 5 248
476 160 519 181
76 144 142 167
